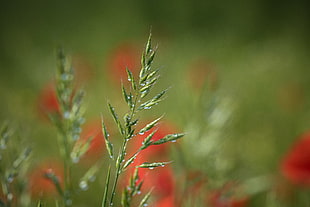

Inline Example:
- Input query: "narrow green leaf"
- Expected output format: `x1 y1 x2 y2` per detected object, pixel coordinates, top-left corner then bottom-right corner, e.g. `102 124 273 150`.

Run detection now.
79 162 100 191
136 181 143 193
140 55 146 78
146 49 156 66
146 69 159 81
138 89 167 111
116 148 125 170
129 173 135 189
139 116 163 135
108 103 124 135
140 31 153 80
138 100 160 111
153 88 168 101
122 154 138 171
138 189 153 207
102 165 111 207
140 76 158 93
152 133 185 145
101 118 109 140
145 32 152 55
121 188 130 207
71 136 93 163
121 83 128 102
121 83 133 109
101 118 114 159
140 130 157 150
36 200 42 207
72 90 84 107
133 168 139 184
12 147 31 169
44 171 64 197
136 161 171 169
140 89 150 98
126 68 136 91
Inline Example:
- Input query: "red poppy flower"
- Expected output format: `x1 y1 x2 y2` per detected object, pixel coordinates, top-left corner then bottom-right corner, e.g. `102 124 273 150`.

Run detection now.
281 131 310 186
106 42 140 84
141 166 175 199
28 161 64 198
151 195 176 207
36 82 60 120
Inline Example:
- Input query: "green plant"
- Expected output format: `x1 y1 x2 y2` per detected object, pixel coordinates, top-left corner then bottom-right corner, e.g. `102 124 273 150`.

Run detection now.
100 32 184 207
0 122 31 207
39 32 184 207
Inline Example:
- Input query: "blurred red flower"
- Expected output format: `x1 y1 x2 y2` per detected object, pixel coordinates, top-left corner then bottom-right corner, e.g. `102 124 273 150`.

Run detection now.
281 131 310 186
106 43 140 84
141 165 175 199
28 161 64 199
36 83 60 120
151 195 176 207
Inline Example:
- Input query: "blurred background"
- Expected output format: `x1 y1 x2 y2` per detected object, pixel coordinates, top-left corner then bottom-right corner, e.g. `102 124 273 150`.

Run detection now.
0 0 310 206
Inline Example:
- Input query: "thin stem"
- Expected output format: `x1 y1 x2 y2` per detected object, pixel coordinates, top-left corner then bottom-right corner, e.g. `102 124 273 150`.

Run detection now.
102 166 111 207
109 140 127 206
109 165 121 206
109 81 141 206
58 105 74 206
61 128 72 206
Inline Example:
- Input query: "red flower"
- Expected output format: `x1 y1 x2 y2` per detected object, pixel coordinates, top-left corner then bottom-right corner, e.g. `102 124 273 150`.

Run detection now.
141 166 175 199
281 131 310 186
106 42 140 84
28 161 64 198
151 195 176 207
36 83 60 120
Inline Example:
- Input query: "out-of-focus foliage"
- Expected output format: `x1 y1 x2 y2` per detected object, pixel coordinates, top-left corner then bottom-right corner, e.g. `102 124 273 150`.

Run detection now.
0 0 310 206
